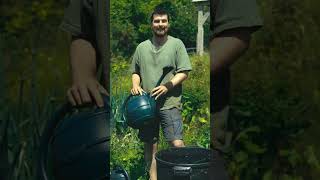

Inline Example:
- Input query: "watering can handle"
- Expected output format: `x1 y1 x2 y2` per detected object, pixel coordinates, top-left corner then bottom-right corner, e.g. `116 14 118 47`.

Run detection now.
155 66 174 87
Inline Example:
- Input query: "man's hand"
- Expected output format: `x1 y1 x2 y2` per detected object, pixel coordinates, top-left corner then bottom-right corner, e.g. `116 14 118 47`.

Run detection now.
67 76 108 107
68 37 108 107
150 71 189 100
131 85 145 95
151 85 168 100
131 73 145 95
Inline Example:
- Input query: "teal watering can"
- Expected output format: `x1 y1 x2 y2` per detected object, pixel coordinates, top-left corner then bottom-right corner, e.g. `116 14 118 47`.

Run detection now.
123 67 173 129
110 166 130 180
37 95 111 180
123 91 157 129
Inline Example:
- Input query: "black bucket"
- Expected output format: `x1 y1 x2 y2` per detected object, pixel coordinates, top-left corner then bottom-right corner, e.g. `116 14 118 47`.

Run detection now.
155 147 229 180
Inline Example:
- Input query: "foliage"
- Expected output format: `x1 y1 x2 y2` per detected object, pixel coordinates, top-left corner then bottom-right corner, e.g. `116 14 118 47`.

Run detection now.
226 86 319 179
111 0 210 57
0 1 72 180
223 0 320 179
182 54 210 122
111 129 145 178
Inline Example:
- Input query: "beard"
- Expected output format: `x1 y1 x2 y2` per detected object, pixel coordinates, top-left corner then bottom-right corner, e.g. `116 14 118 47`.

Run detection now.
153 27 168 37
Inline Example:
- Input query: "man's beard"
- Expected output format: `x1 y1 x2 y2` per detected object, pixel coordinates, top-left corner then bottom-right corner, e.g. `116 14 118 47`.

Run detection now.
153 28 168 37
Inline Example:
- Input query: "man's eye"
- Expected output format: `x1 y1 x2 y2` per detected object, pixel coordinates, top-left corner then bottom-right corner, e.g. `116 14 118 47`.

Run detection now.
154 20 160 23
162 20 167 23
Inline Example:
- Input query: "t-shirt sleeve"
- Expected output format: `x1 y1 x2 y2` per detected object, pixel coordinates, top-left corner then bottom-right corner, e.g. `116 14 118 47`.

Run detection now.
60 0 95 40
211 0 263 36
130 47 140 74
175 40 192 73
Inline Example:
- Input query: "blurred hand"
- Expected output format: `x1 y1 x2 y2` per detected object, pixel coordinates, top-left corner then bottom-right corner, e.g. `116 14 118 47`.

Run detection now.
67 76 108 107
131 85 145 95
151 85 168 100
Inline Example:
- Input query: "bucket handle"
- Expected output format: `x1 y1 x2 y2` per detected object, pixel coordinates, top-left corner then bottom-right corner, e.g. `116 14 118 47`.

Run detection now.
173 166 192 177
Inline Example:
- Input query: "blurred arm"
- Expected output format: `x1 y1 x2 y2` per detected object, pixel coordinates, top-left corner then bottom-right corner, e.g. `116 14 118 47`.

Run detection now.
210 28 253 76
67 37 107 107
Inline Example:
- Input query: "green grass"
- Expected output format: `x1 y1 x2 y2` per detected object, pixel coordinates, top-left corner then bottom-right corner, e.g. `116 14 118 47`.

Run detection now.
0 31 70 180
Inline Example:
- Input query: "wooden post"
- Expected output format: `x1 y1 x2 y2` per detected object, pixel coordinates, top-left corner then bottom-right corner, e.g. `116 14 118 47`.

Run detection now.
193 0 209 56
196 5 210 56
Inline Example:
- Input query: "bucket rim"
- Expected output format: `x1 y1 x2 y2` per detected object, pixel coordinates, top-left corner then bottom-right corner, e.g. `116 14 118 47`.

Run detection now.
155 147 214 168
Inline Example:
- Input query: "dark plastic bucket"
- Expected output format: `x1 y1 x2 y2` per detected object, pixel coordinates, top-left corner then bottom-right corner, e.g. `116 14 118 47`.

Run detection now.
155 147 229 180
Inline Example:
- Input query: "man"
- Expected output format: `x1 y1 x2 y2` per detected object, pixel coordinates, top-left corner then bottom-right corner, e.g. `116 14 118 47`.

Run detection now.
60 0 109 107
130 8 192 180
210 0 263 179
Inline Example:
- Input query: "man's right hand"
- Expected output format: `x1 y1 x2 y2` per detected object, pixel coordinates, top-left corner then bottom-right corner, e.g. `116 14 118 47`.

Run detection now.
67 76 108 108
131 85 144 95
67 78 109 107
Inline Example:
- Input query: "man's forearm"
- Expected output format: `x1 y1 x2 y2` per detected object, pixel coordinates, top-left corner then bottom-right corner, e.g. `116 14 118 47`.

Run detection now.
132 73 141 87
210 28 252 76
70 38 97 80
166 72 188 88
151 71 188 99
67 37 108 107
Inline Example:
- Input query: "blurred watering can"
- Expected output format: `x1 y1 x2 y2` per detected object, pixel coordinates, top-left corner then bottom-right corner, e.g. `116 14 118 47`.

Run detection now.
37 95 111 180
110 166 130 180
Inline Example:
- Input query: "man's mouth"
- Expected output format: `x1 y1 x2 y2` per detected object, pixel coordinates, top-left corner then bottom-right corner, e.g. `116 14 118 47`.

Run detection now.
154 27 167 36
156 28 165 32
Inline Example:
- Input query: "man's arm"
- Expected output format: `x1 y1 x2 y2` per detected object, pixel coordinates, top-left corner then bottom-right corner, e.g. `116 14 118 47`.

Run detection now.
167 72 189 88
210 28 252 76
131 73 144 95
67 37 108 107
151 71 189 100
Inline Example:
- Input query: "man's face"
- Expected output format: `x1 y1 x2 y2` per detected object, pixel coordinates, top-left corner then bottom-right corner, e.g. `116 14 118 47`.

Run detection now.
151 14 169 37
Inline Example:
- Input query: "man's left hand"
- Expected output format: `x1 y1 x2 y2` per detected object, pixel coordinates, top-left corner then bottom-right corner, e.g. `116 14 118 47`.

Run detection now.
151 85 168 100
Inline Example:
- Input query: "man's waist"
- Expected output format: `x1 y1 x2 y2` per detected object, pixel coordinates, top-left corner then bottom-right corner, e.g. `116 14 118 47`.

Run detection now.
157 96 182 110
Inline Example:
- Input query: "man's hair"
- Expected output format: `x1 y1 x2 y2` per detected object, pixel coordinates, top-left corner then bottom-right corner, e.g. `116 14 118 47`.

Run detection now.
150 8 170 23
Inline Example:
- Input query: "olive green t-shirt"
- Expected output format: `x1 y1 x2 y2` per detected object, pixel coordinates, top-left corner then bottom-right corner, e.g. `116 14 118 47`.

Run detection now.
130 36 192 110
60 0 110 90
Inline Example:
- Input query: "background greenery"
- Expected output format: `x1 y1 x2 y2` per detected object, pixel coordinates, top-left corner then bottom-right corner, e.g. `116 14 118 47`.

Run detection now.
110 0 210 58
0 0 319 179
225 0 320 179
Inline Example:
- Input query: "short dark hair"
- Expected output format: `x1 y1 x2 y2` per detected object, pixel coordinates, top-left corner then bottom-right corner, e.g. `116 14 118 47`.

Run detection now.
150 8 170 23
